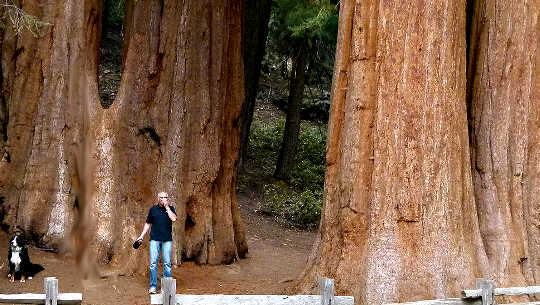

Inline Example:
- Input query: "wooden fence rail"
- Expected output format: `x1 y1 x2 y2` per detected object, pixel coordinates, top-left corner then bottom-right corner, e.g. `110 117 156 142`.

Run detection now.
2 276 536 305
151 277 355 305
385 279 540 305
0 277 82 305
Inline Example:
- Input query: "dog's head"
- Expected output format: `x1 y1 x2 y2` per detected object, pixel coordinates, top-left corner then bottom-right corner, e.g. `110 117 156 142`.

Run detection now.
10 234 26 250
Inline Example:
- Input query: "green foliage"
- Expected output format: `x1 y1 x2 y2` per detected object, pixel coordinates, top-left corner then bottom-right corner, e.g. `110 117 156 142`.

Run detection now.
270 0 338 48
263 183 322 226
290 126 326 188
268 0 338 59
247 119 327 226
103 0 125 28
263 0 338 106
248 120 285 174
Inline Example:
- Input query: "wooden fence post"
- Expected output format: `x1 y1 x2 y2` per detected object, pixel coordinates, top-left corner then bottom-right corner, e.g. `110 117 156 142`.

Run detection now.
44 277 58 305
477 278 495 305
319 277 335 305
162 277 176 305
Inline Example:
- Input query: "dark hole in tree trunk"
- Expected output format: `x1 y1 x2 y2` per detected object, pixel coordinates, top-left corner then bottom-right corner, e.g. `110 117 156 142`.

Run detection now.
185 213 195 231
0 197 7 232
138 127 161 146
98 0 125 109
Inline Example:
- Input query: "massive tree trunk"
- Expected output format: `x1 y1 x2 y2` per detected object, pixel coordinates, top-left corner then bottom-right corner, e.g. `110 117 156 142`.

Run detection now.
0 22 6 165
274 46 307 180
239 0 272 169
97 0 248 269
296 0 488 303
467 0 540 287
527 39 540 287
0 0 247 271
0 0 101 249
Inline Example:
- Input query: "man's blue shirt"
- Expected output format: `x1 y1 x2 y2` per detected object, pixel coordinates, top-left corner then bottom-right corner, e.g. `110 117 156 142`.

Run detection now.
146 205 176 241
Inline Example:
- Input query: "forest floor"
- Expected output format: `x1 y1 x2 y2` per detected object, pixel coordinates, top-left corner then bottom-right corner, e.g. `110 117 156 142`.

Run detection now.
0 192 317 304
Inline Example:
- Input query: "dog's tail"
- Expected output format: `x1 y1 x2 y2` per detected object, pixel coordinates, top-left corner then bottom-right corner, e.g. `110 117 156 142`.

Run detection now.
27 263 45 276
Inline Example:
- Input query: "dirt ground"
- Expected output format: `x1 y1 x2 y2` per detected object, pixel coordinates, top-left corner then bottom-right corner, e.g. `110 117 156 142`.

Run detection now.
0 193 316 305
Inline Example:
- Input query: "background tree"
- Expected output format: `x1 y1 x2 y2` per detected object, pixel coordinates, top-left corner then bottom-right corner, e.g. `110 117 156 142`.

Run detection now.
239 0 273 170
271 0 337 180
0 0 248 273
295 0 490 303
467 0 540 288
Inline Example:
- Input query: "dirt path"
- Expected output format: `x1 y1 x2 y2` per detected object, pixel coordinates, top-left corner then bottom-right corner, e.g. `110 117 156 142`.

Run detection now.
0 193 316 304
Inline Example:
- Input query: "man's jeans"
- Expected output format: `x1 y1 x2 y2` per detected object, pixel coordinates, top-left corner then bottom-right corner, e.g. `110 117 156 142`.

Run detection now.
149 240 172 289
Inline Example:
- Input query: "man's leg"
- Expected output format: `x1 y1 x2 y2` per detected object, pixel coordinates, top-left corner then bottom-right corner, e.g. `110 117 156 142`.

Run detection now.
149 240 160 291
162 241 173 278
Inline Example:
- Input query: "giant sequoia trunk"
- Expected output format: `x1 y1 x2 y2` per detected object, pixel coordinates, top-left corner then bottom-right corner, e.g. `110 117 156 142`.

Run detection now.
0 0 101 248
0 23 6 164
296 0 489 303
0 0 247 271
467 0 540 287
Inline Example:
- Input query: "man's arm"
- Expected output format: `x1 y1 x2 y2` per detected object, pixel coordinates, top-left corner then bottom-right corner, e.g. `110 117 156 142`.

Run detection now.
164 202 177 222
138 223 151 240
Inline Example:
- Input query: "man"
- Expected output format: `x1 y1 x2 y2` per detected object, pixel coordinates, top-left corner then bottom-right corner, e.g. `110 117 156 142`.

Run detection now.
136 191 177 294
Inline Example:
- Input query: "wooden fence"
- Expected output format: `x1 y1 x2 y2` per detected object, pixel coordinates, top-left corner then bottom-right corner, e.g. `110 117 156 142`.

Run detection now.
384 279 540 305
0 277 82 305
152 278 540 305
150 277 355 305
1 276 537 305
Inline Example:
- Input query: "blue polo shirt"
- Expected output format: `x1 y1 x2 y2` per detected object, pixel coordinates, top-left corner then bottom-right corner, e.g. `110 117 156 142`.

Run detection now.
146 205 176 241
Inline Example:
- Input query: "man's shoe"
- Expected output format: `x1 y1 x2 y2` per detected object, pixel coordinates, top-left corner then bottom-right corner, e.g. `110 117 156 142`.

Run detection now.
149 287 157 294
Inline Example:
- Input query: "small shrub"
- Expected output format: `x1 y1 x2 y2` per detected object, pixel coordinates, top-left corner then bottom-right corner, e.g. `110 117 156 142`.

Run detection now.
246 119 327 226
292 125 326 188
262 183 322 226
247 120 285 174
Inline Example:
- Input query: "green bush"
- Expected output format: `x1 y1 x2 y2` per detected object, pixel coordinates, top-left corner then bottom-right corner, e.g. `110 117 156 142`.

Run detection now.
248 120 285 174
247 119 327 226
292 125 326 188
263 183 322 226
103 0 125 28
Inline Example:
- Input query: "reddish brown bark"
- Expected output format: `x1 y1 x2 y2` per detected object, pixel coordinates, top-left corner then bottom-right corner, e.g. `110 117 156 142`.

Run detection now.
296 0 489 303
0 0 102 249
526 30 540 285
104 0 247 268
467 0 540 288
0 0 247 272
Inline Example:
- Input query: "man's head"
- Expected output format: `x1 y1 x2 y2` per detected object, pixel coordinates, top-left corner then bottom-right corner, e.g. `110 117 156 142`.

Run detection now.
157 191 168 206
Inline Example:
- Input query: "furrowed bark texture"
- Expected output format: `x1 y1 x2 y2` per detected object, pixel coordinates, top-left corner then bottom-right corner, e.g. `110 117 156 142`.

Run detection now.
0 0 101 248
467 0 540 288
0 22 6 164
0 0 247 270
528 26 540 286
296 1 489 303
91 0 247 269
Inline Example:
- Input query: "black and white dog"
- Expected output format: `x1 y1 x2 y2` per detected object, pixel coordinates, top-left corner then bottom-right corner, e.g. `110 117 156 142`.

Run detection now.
7 234 44 282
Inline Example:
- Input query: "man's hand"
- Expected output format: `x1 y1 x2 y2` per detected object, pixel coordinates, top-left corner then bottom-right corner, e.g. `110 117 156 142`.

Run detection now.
164 201 176 222
138 223 151 241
